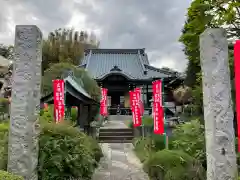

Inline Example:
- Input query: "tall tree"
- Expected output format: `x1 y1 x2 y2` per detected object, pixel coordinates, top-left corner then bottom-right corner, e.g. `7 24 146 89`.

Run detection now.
180 0 239 87
179 0 215 87
42 28 100 73
0 44 14 60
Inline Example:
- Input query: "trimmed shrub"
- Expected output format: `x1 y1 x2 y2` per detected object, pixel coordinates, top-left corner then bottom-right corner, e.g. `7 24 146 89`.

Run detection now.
0 170 23 180
143 150 205 180
0 121 102 180
0 122 9 170
38 121 102 180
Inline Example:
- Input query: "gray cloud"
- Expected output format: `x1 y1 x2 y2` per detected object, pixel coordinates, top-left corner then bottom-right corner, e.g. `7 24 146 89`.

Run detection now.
0 0 191 72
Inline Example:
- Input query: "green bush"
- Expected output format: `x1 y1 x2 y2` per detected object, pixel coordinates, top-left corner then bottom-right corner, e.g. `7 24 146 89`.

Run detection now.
0 122 9 170
71 107 78 122
40 105 55 123
0 170 23 180
128 115 154 128
143 150 205 180
133 137 155 162
0 121 102 180
38 121 102 180
151 134 173 150
171 119 205 165
0 98 9 113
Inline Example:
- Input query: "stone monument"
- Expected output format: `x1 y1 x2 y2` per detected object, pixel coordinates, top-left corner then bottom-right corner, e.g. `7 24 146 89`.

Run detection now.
7 25 42 180
200 28 237 180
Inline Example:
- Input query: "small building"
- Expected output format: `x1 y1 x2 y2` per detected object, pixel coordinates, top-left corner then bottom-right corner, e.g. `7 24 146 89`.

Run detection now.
80 48 183 115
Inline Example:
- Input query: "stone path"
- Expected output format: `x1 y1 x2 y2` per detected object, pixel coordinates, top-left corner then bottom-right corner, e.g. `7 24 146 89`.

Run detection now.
92 143 149 180
92 119 149 180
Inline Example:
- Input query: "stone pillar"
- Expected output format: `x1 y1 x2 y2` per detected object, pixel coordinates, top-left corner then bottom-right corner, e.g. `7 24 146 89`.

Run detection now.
7 25 42 180
200 28 237 180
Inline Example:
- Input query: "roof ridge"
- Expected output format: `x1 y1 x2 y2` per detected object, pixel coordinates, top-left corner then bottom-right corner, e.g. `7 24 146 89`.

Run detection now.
137 50 147 74
86 48 144 54
85 50 92 69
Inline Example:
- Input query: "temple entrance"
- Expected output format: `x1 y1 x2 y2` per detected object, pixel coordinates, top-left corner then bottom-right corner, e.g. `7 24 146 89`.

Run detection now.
101 74 131 115
108 91 124 107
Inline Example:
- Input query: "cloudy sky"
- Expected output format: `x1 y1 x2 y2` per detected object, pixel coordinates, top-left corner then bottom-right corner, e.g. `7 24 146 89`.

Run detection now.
0 0 191 72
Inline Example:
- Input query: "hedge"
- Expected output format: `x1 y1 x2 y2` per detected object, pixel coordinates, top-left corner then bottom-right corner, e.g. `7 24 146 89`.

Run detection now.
143 150 205 180
0 170 23 180
0 121 103 180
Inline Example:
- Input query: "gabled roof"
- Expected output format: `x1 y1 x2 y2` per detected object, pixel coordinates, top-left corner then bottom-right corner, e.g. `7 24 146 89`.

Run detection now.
41 75 97 105
80 48 181 80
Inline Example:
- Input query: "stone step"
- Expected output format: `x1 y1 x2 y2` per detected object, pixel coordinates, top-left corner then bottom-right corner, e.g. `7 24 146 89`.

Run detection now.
109 115 132 121
99 131 133 137
99 128 133 133
98 139 133 143
99 135 133 141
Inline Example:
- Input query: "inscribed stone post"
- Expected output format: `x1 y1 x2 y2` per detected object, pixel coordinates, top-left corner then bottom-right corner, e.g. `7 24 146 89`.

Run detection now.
200 28 237 180
7 25 42 180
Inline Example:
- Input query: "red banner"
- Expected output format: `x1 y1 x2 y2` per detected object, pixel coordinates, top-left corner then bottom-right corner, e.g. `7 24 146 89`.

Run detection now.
153 80 163 106
234 40 240 152
53 79 65 123
152 80 164 134
135 87 144 115
129 91 142 127
100 88 108 116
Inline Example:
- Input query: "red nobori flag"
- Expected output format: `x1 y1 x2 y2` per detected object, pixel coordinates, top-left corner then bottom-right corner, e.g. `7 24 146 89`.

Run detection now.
152 80 164 134
135 87 144 115
100 88 108 116
234 40 240 152
130 91 142 127
53 79 65 123
153 80 163 106
153 102 164 134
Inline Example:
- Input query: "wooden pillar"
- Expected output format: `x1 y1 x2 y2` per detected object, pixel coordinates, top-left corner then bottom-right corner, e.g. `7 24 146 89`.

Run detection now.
146 84 149 107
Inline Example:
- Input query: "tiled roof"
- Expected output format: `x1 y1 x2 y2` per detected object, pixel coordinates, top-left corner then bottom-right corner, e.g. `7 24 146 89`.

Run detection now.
80 49 179 80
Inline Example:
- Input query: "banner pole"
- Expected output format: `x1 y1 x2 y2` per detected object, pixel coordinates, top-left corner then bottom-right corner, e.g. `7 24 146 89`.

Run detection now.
162 78 168 149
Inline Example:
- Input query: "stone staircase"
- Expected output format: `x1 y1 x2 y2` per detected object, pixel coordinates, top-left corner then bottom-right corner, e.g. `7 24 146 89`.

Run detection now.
98 115 134 143
98 128 133 143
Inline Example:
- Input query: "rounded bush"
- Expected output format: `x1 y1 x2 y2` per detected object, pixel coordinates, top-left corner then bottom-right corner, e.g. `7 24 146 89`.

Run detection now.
0 121 102 180
0 170 23 180
143 150 205 180
38 122 102 180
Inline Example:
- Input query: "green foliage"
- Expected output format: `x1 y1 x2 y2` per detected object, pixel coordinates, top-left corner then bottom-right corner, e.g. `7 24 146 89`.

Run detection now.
0 170 23 180
71 107 78 122
40 105 54 123
180 0 239 111
42 28 99 73
38 121 102 180
0 44 14 59
128 116 154 128
0 120 102 180
134 137 155 162
42 62 100 102
0 98 9 114
172 119 205 164
179 0 214 87
134 135 174 163
143 150 205 180
0 122 9 170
